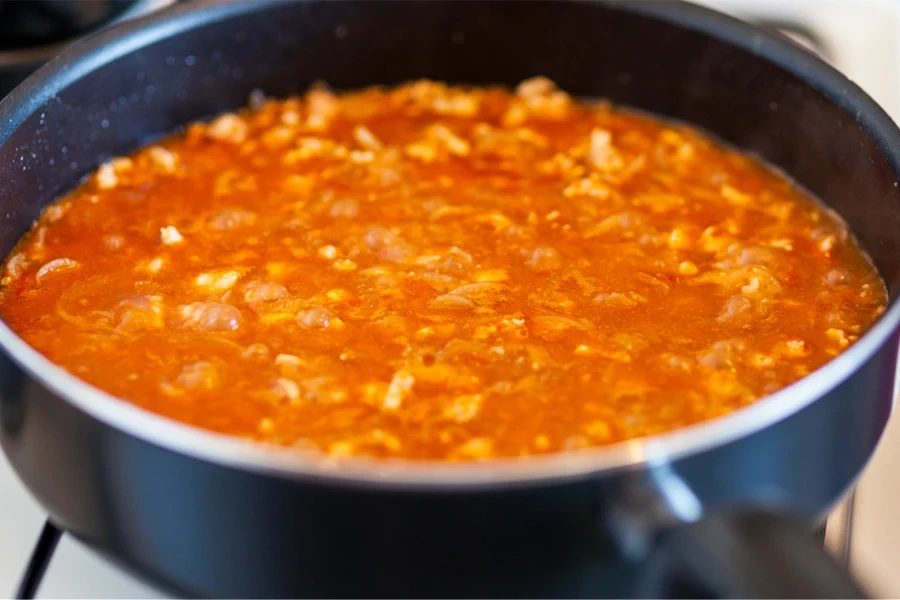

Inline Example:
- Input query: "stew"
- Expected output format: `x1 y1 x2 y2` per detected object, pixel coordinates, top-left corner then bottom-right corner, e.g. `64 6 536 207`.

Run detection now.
0 79 887 460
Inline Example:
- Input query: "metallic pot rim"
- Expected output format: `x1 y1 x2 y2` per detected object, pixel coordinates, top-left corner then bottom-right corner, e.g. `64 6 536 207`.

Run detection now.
1 0 898 489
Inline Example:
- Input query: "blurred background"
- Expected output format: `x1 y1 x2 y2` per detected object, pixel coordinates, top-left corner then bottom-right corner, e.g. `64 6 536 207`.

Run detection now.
0 0 898 597
0 0 176 96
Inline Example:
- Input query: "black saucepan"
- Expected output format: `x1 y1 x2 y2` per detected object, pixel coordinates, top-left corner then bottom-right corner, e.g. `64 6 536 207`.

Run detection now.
1 1 899 597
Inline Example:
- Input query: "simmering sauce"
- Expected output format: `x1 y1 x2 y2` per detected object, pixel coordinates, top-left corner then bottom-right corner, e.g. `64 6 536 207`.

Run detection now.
0 79 887 460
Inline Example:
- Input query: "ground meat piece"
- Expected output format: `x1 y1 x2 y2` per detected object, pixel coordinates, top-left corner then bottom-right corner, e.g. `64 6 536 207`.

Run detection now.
35 258 79 283
178 303 241 331
296 306 333 329
209 208 257 231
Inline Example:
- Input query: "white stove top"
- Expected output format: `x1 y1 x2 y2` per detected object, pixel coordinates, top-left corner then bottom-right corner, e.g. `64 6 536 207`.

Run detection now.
2 0 900 597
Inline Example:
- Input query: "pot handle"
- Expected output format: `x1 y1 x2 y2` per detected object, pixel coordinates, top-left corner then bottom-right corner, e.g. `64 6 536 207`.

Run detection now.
633 508 868 599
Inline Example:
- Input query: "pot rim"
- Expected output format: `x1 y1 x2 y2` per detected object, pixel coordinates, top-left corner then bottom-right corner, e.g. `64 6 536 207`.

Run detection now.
1 0 898 489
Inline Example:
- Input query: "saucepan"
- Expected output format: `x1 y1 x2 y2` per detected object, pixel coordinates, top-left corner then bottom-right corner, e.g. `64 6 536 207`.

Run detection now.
1 0 899 597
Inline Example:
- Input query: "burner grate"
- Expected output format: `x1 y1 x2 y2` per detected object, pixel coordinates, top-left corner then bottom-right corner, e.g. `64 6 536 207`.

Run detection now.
14 521 62 600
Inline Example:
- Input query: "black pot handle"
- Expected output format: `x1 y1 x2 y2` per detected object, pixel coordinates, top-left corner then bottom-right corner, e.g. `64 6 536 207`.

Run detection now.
634 508 868 599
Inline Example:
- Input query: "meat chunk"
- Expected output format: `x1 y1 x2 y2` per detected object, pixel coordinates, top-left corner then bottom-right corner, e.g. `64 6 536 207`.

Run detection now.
178 303 241 331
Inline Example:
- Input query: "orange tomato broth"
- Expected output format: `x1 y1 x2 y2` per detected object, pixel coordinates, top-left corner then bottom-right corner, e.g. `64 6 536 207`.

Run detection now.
0 78 886 460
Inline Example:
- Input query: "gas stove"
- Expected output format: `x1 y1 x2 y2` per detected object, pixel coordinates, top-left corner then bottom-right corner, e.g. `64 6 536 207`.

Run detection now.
1 0 899 597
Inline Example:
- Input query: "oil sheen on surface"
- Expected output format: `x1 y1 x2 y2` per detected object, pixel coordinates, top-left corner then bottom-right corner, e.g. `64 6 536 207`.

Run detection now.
0 79 887 461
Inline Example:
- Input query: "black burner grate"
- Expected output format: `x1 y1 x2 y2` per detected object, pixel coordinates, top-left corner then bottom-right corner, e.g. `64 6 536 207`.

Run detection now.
15 521 62 600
